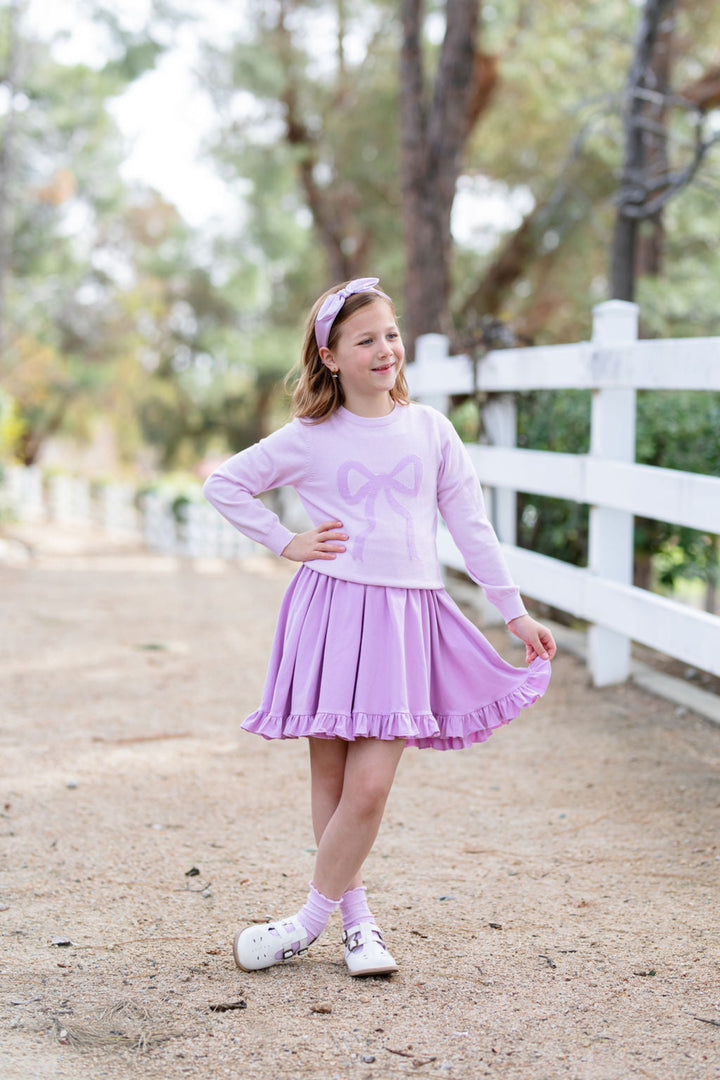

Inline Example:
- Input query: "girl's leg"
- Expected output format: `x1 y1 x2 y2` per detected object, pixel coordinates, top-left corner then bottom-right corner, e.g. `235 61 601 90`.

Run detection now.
234 736 403 973
233 742 345 971
311 737 405 900
308 737 361 892
308 736 348 841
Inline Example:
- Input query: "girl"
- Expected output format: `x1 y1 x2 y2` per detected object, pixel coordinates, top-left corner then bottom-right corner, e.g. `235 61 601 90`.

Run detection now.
203 277 555 978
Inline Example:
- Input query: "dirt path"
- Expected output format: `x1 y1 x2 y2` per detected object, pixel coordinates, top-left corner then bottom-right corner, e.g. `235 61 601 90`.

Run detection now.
1 527 719 1080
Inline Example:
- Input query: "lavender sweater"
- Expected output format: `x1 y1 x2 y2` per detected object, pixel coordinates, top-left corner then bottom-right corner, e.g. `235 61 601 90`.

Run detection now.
203 402 526 623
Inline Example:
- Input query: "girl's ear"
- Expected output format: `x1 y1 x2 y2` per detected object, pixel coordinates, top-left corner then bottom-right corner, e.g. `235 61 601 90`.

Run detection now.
319 346 336 373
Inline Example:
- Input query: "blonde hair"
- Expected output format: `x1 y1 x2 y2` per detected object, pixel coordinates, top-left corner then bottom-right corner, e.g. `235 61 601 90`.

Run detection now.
289 281 410 422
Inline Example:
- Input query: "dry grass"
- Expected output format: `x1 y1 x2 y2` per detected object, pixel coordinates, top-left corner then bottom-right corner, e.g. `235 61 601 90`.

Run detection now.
52 1000 183 1054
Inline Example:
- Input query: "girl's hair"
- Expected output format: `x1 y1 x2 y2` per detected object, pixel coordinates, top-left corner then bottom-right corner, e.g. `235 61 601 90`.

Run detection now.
288 281 410 422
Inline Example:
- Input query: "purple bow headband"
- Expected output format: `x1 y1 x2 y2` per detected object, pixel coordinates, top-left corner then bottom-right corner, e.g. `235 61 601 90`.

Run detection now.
314 277 387 350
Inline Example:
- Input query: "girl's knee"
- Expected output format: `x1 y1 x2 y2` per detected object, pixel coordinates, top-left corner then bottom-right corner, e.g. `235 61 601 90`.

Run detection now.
345 777 392 820
341 737 404 819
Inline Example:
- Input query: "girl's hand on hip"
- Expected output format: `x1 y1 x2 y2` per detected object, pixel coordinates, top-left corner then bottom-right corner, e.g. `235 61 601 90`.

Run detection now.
507 614 557 664
281 521 348 562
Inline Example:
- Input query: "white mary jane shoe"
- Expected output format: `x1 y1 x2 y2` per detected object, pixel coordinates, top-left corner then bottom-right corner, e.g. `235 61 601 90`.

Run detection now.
233 916 310 972
343 922 398 977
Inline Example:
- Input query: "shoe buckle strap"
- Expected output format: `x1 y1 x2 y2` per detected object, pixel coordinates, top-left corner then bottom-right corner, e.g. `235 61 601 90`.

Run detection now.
282 942 308 960
346 930 362 953
343 925 384 953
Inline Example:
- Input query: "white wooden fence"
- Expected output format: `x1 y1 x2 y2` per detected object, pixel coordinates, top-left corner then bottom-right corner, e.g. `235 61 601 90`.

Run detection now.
409 300 720 686
0 467 257 560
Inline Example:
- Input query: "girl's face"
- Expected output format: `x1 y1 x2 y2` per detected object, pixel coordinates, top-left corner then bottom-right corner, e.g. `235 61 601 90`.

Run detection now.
320 299 404 416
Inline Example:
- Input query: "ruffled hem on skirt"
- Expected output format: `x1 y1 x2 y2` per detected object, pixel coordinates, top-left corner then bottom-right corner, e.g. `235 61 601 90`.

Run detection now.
243 566 551 751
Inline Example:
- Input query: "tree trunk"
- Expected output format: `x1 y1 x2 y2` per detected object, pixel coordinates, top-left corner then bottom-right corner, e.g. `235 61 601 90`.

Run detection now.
610 215 637 302
633 551 653 592
459 211 537 320
636 11 673 278
400 0 481 355
278 0 366 283
681 65 720 111
610 0 676 300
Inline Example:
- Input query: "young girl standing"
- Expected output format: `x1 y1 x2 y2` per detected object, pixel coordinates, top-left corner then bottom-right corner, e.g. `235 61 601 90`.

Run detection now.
203 277 555 977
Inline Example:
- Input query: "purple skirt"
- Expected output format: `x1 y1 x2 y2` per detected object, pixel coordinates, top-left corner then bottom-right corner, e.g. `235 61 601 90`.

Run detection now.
243 566 551 751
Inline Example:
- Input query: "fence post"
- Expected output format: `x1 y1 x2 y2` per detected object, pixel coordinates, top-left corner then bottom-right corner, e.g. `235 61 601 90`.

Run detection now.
482 394 517 546
480 394 517 626
588 299 638 686
414 334 451 414
102 483 139 536
5 464 45 521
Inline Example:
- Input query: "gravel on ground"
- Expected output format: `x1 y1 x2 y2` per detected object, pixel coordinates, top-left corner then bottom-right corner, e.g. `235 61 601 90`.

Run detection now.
1 526 718 1080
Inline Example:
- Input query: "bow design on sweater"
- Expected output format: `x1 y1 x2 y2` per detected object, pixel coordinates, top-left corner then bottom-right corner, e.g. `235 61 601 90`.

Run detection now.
337 455 423 562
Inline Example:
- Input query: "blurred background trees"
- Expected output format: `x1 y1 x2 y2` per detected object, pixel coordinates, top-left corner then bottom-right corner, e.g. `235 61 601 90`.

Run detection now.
0 0 718 606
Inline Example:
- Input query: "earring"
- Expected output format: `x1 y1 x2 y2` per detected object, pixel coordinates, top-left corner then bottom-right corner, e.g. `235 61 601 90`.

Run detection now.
331 371 338 379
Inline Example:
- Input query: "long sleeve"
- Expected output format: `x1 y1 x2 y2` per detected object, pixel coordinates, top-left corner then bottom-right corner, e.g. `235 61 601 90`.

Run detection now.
202 420 310 556
436 417 526 623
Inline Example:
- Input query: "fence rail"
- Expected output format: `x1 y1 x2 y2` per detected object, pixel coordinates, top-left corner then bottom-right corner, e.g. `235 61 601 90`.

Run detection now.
410 300 720 686
412 336 720 394
468 447 720 534
0 466 259 561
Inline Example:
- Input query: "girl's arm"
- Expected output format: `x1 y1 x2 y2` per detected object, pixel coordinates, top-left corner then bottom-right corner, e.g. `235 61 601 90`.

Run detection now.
436 416 555 658
202 421 310 556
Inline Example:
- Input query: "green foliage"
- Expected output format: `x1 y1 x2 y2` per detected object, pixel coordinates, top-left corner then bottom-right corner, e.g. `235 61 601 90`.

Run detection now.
0 5 158 463
634 391 720 603
199 0 405 304
513 387 719 606
655 530 718 604
515 390 590 565
517 389 591 456
191 0 720 353
636 391 720 477
637 190 720 338
0 389 24 462
454 0 720 342
0 2 293 469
